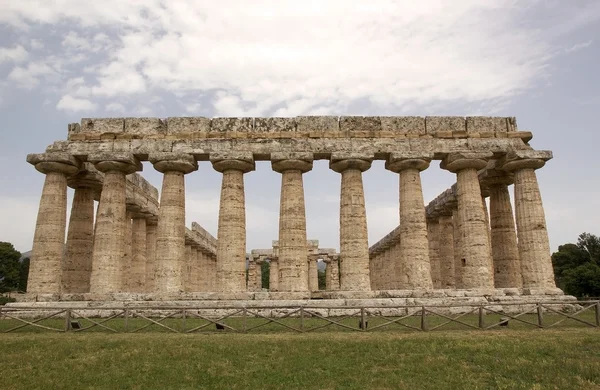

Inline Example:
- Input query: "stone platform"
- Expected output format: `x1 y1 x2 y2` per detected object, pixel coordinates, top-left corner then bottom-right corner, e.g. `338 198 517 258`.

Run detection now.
4 289 579 317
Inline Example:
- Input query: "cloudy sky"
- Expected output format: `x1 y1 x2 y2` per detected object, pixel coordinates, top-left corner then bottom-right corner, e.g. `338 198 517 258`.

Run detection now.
0 0 598 255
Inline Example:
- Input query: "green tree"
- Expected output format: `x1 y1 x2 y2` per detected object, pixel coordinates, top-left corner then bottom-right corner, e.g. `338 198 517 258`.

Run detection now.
318 269 326 290
0 242 22 293
552 233 600 297
19 257 30 292
261 261 270 290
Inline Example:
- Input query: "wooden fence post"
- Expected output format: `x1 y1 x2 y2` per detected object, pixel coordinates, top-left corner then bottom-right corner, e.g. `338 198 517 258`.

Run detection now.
64 309 72 332
182 309 186 332
595 301 600 327
300 307 304 331
536 303 544 328
361 307 366 332
478 306 484 329
242 308 247 333
420 306 427 331
124 309 130 333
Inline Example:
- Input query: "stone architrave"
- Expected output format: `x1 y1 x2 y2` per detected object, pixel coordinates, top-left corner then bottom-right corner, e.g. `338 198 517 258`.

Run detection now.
386 154 434 290
487 177 522 288
88 153 140 295
442 152 494 289
145 219 158 292
211 155 255 292
499 151 556 289
272 153 313 292
62 186 96 293
330 156 372 291
438 214 455 288
26 153 81 294
427 218 441 289
150 153 198 294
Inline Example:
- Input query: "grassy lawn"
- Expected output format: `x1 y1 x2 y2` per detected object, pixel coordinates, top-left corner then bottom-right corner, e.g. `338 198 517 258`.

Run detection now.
0 328 599 389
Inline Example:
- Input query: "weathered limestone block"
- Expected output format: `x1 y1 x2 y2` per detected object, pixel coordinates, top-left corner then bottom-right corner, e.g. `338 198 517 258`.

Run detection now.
254 117 296 133
63 187 95 293
499 151 555 289
150 153 198 294
80 118 125 134
339 116 382 134
386 156 433 290
210 117 253 133
466 117 509 133
296 116 339 133
26 154 81 294
380 116 426 135
330 157 372 291
442 152 494 289
272 156 313 292
124 118 166 137
167 117 210 134
212 156 255 292
88 155 139 295
425 117 465 135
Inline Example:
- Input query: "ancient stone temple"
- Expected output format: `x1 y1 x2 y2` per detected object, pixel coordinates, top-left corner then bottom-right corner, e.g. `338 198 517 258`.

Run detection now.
23 116 564 305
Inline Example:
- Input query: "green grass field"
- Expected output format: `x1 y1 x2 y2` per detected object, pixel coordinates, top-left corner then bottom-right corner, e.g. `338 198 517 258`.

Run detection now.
1 327 599 389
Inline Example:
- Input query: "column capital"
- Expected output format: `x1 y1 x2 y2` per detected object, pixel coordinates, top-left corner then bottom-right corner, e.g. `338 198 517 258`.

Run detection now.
479 168 514 188
385 152 433 173
497 150 552 172
440 152 492 173
89 152 141 174
27 153 81 176
271 152 313 173
149 152 198 174
211 153 255 173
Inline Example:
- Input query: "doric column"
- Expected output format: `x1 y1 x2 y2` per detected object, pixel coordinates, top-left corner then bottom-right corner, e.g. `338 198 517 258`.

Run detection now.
208 255 218 291
390 239 402 289
255 258 263 291
308 255 319 292
441 152 494 289
482 173 522 288
481 190 495 283
247 259 257 291
120 210 133 291
26 153 81 294
427 218 441 288
438 213 455 288
145 218 157 292
330 156 372 291
88 154 140 294
269 257 279 292
62 180 98 294
499 150 555 289
184 244 193 292
272 153 313 292
386 155 434 290
452 208 463 288
150 153 198 294
128 213 147 292
212 155 255 292
327 254 340 291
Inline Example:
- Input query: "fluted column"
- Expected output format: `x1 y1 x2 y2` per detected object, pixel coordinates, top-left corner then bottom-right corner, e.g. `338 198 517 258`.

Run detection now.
500 151 555 289
120 211 133 291
387 156 434 290
390 240 403 289
269 258 279 292
208 255 218 291
63 186 96 293
272 155 313 292
330 157 372 291
452 208 463 288
89 154 140 294
481 191 494 283
183 244 193 292
308 255 319 292
247 260 257 291
328 254 340 291
150 153 198 294
427 218 441 288
442 153 494 289
145 220 157 292
26 154 80 294
128 214 147 292
212 157 255 292
438 214 455 288
256 259 263 290
487 179 521 288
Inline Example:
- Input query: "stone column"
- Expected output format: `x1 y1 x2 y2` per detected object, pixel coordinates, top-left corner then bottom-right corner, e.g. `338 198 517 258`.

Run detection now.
255 258 263 291
442 153 494 289
63 186 96 293
499 151 556 289
452 208 463 288
269 257 279 292
329 255 340 291
26 154 80 294
330 156 372 291
129 214 147 292
145 219 157 292
247 259 257 291
308 255 319 292
184 244 193 292
212 156 255 292
390 240 403 289
487 178 521 288
196 249 209 291
272 154 313 292
481 191 495 282
120 211 133 291
150 153 198 294
208 255 218 291
386 155 434 290
89 154 140 295
427 218 441 288
438 214 455 288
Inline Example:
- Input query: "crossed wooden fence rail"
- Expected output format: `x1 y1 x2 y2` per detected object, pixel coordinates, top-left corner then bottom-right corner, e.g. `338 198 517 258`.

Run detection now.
1 300 598 334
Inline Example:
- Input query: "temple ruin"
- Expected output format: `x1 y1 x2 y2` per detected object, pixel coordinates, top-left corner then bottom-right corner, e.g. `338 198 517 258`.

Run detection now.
21 116 566 307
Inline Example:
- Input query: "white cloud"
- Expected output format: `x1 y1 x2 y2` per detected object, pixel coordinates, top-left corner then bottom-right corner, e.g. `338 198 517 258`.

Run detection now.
0 45 28 63
7 62 54 89
0 1 597 115
29 39 44 50
56 95 98 112
565 40 593 53
106 102 126 113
